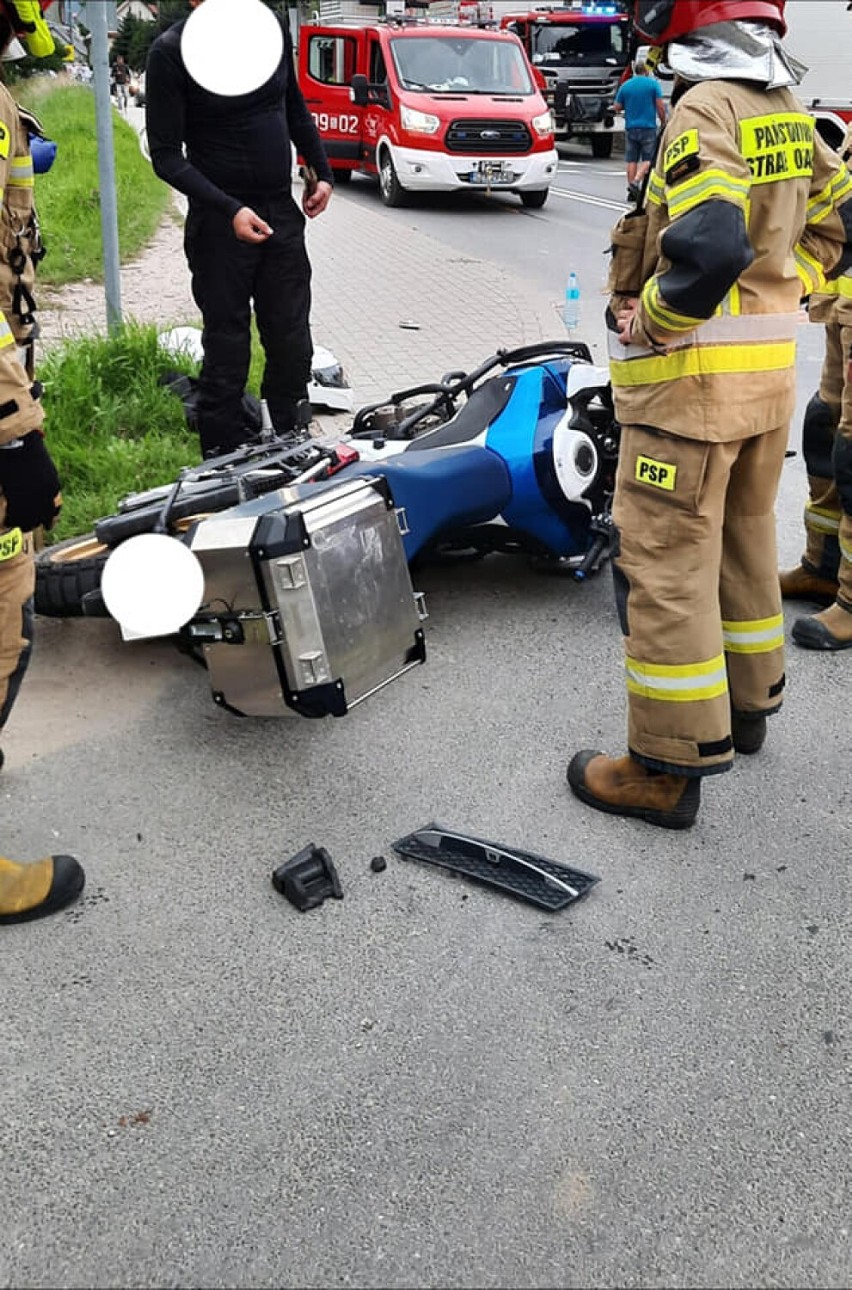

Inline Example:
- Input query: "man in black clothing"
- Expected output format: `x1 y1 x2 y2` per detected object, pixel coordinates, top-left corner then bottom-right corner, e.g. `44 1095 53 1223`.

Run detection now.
145 0 333 457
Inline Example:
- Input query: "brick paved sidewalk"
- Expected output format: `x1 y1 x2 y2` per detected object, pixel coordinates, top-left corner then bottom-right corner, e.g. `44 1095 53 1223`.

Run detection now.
38 186 567 410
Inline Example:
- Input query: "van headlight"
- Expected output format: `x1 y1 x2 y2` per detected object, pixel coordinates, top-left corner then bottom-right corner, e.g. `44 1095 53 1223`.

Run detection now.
532 111 554 136
400 105 440 135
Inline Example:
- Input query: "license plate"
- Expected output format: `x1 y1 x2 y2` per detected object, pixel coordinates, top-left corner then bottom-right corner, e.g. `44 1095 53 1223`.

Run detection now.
469 161 513 185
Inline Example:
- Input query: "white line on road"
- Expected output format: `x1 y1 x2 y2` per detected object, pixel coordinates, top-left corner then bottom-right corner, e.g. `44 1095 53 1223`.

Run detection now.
549 186 629 212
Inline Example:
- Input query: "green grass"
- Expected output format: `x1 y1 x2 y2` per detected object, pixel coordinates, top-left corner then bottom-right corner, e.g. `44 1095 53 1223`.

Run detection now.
17 81 171 285
41 323 202 540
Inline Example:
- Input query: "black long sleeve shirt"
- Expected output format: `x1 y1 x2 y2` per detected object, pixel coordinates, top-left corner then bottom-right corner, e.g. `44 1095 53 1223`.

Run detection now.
145 17 333 219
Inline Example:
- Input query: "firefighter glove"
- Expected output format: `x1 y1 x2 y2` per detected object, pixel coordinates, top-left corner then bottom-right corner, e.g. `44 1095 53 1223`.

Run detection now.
0 431 62 532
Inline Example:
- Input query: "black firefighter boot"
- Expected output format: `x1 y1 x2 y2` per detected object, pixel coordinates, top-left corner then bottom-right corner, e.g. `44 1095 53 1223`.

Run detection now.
0 852 85 923
792 600 852 650
730 709 767 755
567 751 700 830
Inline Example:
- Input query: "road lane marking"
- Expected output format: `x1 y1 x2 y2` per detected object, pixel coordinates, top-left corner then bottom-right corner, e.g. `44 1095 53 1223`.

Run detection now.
549 186 629 212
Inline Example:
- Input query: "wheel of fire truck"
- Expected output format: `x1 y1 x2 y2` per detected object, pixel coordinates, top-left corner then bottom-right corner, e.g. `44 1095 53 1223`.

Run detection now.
520 189 548 210
378 147 408 208
34 534 111 618
590 135 613 159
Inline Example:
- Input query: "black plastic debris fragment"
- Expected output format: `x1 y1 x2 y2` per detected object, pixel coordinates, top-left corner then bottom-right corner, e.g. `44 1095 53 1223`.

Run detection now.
271 845 343 912
369 855 388 873
392 823 598 912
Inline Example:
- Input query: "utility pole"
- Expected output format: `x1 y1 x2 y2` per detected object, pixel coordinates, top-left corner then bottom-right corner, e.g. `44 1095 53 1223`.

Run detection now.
88 1 122 333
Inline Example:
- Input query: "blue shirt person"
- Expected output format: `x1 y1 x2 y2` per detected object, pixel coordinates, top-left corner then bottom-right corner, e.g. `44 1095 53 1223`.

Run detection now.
614 62 668 201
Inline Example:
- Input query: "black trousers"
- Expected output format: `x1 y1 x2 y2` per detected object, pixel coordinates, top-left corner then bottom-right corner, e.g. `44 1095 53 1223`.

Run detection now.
184 193 313 456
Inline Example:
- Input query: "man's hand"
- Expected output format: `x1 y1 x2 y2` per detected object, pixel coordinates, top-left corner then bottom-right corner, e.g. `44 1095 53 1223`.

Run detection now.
303 180 332 219
232 206 273 243
616 296 640 344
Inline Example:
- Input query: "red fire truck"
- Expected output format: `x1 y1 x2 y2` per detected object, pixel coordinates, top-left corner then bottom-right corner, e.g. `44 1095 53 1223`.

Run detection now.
297 14 558 208
498 1 633 158
807 99 852 152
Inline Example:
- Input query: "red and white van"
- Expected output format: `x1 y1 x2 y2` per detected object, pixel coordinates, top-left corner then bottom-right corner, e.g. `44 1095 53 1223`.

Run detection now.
298 19 558 208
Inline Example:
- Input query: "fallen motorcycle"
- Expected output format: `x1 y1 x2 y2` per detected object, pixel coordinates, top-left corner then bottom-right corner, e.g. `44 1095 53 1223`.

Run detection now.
35 341 620 717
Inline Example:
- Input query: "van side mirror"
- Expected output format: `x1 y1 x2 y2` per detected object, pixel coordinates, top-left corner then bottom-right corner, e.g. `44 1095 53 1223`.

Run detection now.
351 73 369 107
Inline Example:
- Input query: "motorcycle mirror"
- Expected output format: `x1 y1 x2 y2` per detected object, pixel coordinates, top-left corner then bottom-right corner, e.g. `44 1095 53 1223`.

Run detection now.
101 534 206 640
181 0 284 98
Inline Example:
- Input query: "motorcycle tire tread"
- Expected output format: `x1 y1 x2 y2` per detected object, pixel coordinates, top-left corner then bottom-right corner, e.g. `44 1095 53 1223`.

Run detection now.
34 534 109 618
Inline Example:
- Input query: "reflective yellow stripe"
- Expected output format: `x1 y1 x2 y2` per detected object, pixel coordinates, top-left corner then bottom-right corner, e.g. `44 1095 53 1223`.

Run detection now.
0 526 23 561
666 168 750 220
794 242 827 294
609 310 800 364
647 171 665 207
717 284 742 317
0 314 14 350
625 652 728 703
805 502 841 535
9 154 33 188
642 278 702 334
722 614 784 654
611 340 795 387
819 273 852 299
808 167 852 226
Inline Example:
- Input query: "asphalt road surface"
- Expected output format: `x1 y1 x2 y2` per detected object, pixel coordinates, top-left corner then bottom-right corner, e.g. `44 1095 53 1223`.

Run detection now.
2 150 850 1290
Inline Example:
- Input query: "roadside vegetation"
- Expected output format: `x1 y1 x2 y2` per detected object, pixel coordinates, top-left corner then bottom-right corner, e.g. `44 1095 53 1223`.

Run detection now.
18 81 170 285
41 324 200 541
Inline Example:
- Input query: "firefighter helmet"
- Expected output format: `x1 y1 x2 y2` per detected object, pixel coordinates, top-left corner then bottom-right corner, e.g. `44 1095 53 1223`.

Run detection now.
1 1 55 58
633 1 786 45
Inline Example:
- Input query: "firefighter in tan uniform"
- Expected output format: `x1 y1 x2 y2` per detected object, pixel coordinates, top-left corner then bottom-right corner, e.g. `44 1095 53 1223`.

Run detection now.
780 123 852 649
0 0 85 922
568 0 852 830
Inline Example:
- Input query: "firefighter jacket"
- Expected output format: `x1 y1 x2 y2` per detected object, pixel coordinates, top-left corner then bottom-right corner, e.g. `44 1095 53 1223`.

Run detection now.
809 127 852 329
0 80 44 448
607 79 852 442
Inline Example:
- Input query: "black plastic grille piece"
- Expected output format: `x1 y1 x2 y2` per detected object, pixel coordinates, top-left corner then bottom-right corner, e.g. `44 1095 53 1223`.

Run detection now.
392 823 599 911
446 119 532 154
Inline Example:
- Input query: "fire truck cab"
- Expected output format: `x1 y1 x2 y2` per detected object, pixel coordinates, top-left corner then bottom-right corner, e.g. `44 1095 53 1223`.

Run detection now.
298 12 558 208
807 99 852 153
498 1 632 158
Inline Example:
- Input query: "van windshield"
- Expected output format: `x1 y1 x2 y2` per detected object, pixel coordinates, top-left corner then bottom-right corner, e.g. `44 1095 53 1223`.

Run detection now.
390 36 535 94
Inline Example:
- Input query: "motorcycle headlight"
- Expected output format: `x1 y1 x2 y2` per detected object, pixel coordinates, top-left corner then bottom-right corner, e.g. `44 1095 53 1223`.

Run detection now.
532 110 554 137
400 105 441 135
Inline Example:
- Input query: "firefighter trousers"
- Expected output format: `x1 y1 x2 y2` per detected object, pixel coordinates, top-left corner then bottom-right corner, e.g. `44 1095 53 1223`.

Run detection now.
184 193 313 457
612 423 788 776
0 531 34 734
802 319 852 608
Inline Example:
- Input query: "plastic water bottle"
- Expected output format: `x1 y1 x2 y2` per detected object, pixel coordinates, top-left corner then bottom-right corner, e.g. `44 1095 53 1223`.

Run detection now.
563 271 581 331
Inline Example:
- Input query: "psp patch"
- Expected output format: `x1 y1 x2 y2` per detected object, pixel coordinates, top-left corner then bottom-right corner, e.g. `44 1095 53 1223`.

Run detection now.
0 526 23 561
635 454 677 491
0 121 9 161
664 128 700 185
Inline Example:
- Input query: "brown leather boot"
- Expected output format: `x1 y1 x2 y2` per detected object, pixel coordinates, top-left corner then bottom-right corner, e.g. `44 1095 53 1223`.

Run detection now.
567 751 700 830
792 601 852 650
779 564 838 606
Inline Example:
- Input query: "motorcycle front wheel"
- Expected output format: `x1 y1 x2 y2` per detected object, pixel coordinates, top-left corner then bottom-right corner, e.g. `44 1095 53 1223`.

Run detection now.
34 533 110 618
